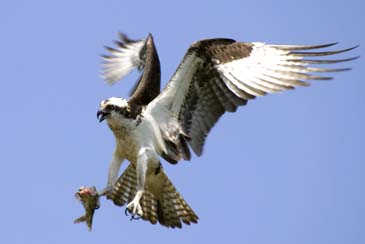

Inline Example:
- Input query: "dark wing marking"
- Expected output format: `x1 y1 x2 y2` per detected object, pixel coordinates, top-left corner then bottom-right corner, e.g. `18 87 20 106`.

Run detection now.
101 33 161 106
148 39 358 159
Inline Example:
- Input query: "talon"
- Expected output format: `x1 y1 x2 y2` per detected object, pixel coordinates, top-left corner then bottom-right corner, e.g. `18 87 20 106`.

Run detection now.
124 208 130 216
125 190 144 220
130 214 141 221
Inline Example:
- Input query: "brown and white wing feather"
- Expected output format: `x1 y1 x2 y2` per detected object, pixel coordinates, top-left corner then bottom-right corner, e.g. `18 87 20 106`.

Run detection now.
147 39 358 157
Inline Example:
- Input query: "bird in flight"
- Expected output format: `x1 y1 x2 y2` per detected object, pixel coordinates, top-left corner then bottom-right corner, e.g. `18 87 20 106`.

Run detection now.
96 33 357 228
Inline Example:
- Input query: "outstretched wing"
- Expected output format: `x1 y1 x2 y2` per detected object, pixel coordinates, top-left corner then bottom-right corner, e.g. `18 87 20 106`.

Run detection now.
101 33 161 105
146 39 358 160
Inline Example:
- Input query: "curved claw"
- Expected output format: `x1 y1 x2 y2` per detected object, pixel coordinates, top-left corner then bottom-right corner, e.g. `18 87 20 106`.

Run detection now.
124 208 141 220
130 214 141 221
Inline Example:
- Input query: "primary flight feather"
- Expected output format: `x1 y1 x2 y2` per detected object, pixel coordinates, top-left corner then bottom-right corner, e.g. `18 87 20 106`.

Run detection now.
97 33 357 228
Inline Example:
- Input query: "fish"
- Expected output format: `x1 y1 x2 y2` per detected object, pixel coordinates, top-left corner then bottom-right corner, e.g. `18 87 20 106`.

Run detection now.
74 186 100 231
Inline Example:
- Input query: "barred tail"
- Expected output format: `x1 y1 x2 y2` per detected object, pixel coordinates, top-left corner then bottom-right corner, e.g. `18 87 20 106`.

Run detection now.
108 164 198 228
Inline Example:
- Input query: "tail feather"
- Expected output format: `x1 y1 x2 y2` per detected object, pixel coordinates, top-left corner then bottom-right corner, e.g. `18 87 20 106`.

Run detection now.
109 164 137 206
140 191 158 224
108 164 198 228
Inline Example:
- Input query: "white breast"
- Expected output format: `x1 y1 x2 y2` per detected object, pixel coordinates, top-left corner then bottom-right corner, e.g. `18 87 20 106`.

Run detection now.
110 113 165 164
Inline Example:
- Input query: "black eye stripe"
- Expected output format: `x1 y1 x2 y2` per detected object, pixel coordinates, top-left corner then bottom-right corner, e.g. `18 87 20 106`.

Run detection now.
106 105 125 114
106 104 111 109
104 103 143 120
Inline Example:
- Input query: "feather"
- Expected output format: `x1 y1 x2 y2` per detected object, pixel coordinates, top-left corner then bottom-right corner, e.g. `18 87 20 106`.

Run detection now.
108 164 198 228
147 40 358 158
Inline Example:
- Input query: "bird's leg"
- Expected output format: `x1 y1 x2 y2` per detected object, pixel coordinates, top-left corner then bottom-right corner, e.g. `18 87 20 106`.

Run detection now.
126 189 144 218
126 148 153 218
98 185 112 197
99 151 124 197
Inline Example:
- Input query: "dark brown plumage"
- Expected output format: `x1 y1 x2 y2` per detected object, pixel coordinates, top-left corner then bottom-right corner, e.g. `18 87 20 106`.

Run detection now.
129 34 161 106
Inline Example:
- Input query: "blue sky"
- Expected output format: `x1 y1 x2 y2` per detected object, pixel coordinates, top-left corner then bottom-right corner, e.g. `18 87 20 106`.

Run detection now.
0 0 363 243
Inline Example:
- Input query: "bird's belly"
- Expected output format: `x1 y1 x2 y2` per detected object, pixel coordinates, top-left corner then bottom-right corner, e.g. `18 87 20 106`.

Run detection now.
112 118 162 164
117 133 140 163
117 128 153 163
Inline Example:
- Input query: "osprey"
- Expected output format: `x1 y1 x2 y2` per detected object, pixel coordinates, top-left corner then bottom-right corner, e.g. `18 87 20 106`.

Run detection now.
97 33 357 228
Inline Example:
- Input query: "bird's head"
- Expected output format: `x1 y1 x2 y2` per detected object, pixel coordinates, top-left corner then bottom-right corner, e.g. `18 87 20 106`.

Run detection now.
96 97 129 123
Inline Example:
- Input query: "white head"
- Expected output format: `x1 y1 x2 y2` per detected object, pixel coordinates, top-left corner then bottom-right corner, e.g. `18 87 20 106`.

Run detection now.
97 97 144 125
97 97 129 123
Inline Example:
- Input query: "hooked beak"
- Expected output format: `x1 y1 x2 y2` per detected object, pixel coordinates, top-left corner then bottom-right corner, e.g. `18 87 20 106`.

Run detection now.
97 110 110 122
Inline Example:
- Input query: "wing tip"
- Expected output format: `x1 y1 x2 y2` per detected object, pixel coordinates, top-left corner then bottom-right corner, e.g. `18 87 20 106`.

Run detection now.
290 44 359 57
271 42 339 51
99 73 118 86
